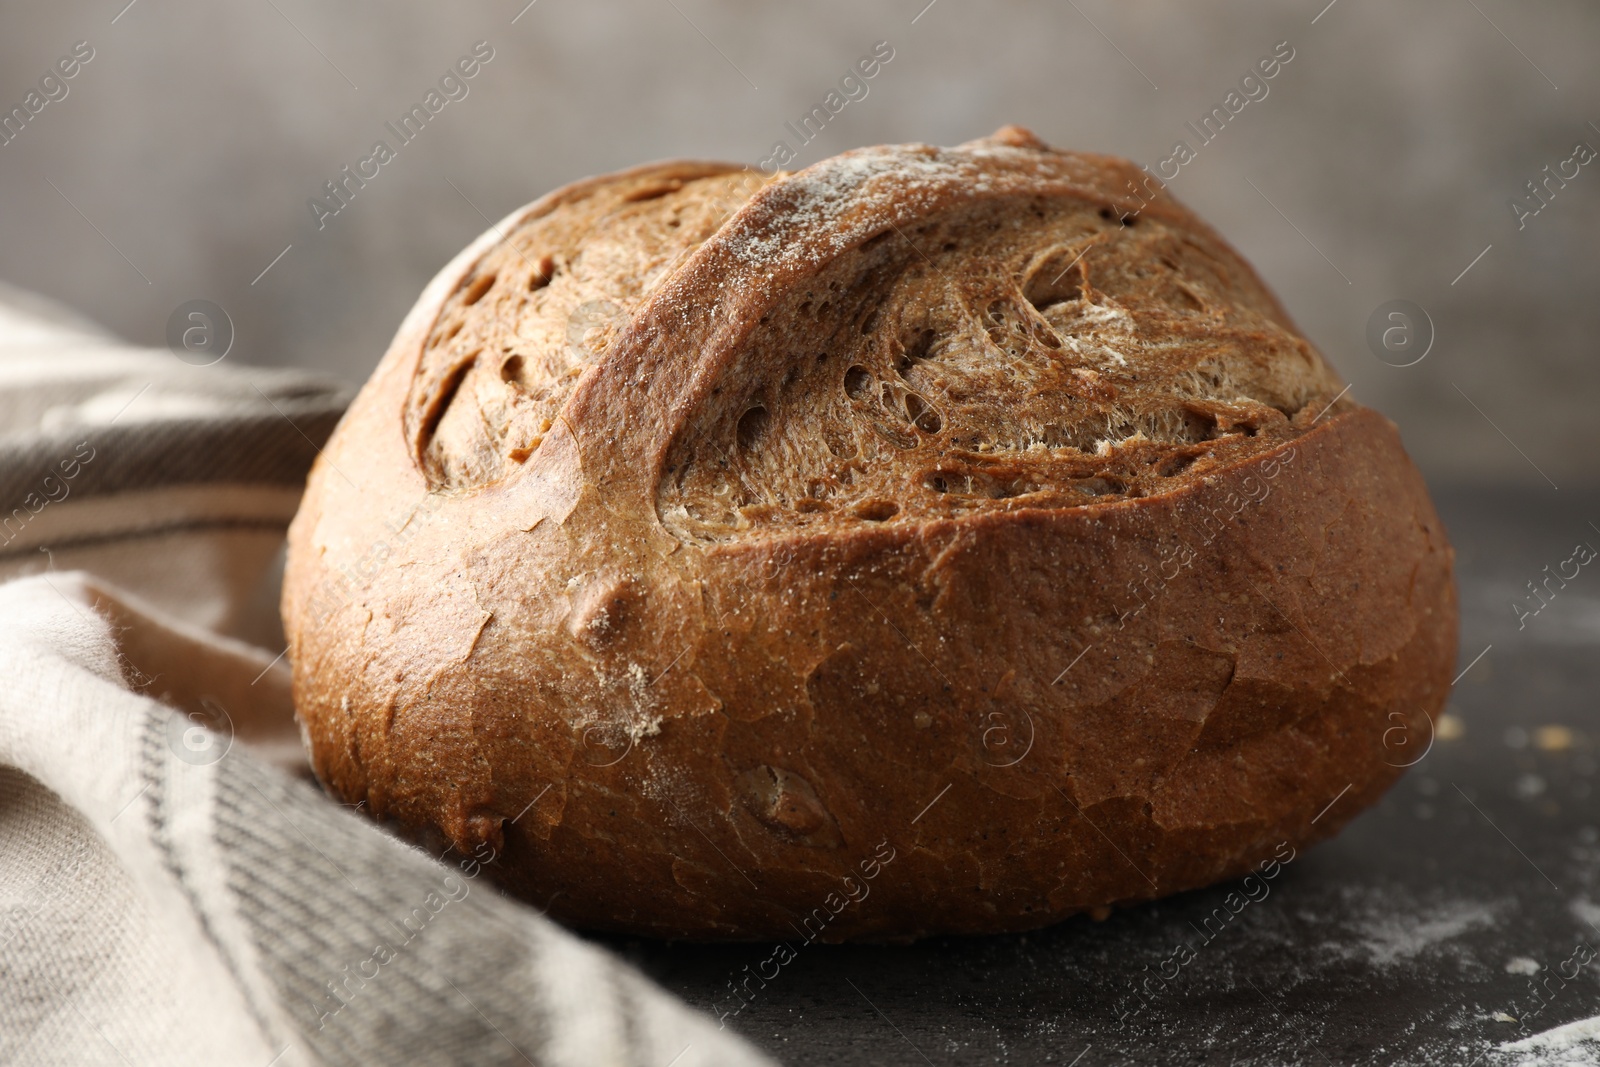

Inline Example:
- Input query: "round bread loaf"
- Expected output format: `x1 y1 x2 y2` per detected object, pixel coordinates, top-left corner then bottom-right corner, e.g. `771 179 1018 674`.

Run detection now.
283 127 1456 941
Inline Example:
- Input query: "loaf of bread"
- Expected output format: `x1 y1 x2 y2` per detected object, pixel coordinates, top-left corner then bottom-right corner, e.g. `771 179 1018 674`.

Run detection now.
283 127 1456 940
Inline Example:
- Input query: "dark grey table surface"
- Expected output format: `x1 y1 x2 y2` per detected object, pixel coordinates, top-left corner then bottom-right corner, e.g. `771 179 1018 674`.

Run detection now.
602 486 1600 1067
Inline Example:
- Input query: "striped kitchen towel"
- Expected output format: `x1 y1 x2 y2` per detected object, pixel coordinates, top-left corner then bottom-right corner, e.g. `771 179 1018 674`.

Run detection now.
0 280 348 648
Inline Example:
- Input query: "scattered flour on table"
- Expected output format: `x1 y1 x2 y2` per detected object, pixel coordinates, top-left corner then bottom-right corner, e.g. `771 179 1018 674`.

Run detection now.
1499 1015 1600 1066
1343 895 1502 966
1489 897 1600 1065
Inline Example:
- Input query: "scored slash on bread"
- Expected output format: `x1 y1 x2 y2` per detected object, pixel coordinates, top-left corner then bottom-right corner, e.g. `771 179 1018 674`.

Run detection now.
284 126 1457 941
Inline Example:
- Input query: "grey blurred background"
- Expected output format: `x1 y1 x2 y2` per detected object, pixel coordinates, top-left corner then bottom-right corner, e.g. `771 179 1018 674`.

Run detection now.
0 0 1594 488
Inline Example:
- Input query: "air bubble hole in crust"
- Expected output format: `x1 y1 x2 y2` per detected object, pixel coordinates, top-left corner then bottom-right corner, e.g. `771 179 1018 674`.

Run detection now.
530 255 556 290
903 327 936 363
1078 477 1127 496
622 182 682 202
1024 251 1087 311
1159 451 1203 477
462 272 496 306
1182 408 1219 440
854 500 899 521
417 351 478 451
904 393 942 434
736 406 770 453
843 366 873 400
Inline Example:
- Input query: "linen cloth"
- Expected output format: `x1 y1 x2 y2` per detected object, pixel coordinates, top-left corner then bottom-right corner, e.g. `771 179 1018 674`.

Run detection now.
0 286 773 1067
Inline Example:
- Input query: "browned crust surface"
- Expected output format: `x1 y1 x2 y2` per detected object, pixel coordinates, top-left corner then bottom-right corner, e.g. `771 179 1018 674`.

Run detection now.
283 127 1457 940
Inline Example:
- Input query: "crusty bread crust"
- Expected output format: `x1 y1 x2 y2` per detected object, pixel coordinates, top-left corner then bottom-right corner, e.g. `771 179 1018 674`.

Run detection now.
283 127 1456 940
